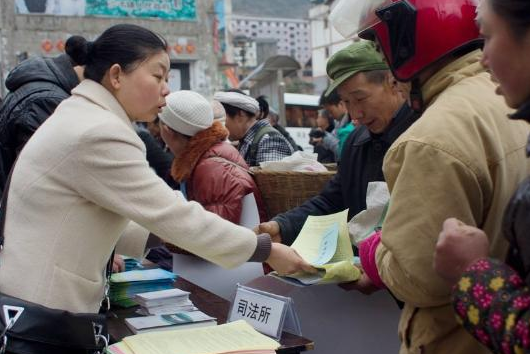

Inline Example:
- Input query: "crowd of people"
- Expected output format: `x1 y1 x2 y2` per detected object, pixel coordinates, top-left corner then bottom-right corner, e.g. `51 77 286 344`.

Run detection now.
0 0 529 353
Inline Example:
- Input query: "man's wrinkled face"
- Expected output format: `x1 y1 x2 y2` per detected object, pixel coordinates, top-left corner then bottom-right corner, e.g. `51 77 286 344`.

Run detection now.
338 72 402 134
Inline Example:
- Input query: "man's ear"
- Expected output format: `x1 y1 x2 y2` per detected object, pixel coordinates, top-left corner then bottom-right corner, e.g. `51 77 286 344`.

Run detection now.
108 64 123 90
386 72 398 90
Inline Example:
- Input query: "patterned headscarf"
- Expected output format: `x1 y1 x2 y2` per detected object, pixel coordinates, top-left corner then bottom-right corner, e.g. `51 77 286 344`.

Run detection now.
213 91 260 116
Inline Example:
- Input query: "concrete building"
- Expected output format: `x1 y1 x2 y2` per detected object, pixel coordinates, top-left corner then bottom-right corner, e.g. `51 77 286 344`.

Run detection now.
0 0 220 96
225 0 312 69
309 0 356 94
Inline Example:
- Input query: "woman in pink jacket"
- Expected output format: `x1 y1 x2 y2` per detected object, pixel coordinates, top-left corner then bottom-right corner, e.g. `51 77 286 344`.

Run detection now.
159 90 268 225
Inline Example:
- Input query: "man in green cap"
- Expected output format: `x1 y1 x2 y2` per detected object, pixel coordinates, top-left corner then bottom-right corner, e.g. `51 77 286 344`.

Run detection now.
256 40 418 247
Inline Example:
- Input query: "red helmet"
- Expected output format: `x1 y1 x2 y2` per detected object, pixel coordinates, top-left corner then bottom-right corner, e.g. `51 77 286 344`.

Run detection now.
331 0 482 82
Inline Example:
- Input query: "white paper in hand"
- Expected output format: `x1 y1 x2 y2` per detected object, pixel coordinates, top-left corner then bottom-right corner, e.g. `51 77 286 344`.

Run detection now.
348 182 389 246
239 193 260 229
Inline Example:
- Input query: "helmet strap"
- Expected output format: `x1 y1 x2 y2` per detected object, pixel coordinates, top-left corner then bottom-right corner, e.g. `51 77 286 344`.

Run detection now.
410 78 423 113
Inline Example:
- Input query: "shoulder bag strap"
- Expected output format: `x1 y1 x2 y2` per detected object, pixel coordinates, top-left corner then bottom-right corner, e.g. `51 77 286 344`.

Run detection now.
248 125 280 166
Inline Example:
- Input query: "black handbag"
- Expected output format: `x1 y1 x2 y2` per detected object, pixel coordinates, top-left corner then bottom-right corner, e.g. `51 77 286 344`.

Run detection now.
0 166 109 354
0 294 107 354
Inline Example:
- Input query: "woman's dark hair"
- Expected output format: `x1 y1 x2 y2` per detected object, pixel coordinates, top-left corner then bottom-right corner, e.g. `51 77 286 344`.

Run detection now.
489 0 530 39
65 24 168 82
221 102 243 118
319 88 342 106
256 95 269 120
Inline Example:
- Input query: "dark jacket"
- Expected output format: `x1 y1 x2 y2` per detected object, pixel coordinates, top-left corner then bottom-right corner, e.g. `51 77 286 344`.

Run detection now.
0 54 79 194
135 124 173 180
171 121 267 224
503 100 530 285
273 103 418 245
311 123 336 163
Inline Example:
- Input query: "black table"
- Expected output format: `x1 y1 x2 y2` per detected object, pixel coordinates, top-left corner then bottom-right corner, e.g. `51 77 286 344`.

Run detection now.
107 276 314 354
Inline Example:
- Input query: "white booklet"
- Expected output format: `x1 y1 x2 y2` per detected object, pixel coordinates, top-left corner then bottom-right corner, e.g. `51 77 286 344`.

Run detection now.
125 310 216 334
135 288 190 300
136 303 197 316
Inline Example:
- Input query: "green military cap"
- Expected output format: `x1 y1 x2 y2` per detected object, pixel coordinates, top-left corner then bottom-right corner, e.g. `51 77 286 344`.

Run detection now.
325 41 388 96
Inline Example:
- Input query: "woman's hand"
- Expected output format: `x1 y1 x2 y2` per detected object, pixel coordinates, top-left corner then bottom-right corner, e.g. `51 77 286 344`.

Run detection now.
265 243 317 276
434 218 490 285
112 254 125 273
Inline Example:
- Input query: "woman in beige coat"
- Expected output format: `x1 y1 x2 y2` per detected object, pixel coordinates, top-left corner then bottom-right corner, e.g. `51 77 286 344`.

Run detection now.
0 24 312 320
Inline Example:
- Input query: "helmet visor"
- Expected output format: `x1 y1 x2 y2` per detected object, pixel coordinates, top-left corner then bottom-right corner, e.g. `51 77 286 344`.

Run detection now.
330 0 390 39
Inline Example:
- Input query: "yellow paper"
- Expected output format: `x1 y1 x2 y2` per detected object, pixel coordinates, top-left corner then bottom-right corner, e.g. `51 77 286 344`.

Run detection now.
123 320 280 354
289 210 361 284
106 342 135 354
319 260 361 283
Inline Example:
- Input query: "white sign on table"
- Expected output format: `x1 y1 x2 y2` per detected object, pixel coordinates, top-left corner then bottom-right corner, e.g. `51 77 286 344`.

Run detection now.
228 284 301 340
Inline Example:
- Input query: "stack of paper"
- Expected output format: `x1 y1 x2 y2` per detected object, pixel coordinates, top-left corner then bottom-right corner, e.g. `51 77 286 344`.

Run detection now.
110 269 177 307
134 288 195 315
124 310 217 334
273 209 361 286
106 320 279 354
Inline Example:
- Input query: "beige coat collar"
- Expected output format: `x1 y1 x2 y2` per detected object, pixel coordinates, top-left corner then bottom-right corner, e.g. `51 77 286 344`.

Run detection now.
71 79 134 129
422 50 484 107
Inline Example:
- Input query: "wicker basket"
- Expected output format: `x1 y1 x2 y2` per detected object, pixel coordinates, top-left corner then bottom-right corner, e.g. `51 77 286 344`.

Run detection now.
250 167 336 219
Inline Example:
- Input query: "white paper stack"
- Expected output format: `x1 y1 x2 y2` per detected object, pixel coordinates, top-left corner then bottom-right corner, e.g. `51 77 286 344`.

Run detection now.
134 288 196 315
125 310 217 334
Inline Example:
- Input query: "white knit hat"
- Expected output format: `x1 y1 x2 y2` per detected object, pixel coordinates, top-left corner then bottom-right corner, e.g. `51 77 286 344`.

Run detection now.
159 91 214 136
